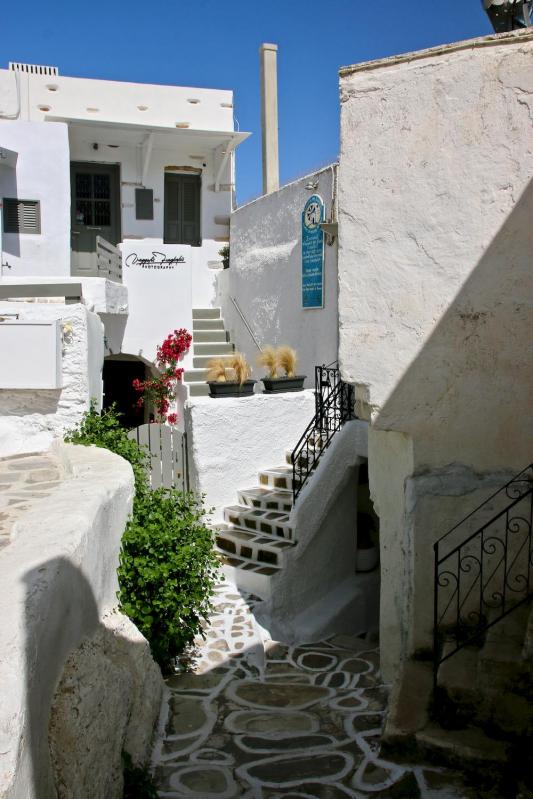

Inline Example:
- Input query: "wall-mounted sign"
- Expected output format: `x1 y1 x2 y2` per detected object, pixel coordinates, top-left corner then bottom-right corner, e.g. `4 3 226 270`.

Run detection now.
302 194 325 309
125 251 186 270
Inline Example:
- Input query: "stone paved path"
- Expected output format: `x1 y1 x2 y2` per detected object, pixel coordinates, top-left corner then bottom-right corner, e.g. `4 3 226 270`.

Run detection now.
152 582 474 798
0 452 61 550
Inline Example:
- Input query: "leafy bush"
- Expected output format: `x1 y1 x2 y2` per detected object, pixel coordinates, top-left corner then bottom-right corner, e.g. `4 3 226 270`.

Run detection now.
65 405 219 673
117 486 218 671
122 751 158 799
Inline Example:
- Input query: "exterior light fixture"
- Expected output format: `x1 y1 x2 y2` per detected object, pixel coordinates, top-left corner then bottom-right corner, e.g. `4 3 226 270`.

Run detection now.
483 0 533 32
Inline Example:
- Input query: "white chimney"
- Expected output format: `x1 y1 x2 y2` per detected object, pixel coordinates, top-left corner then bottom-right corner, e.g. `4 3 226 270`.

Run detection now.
260 43 280 195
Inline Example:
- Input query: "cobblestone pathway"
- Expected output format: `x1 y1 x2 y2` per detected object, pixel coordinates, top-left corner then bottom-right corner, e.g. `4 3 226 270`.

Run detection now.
152 582 473 799
0 452 61 550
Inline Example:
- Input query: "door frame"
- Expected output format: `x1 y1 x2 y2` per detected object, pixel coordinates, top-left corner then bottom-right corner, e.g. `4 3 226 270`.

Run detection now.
70 161 122 248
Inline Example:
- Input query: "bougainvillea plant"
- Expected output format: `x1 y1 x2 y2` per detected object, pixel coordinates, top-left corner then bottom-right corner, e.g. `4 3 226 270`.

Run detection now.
132 328 192 424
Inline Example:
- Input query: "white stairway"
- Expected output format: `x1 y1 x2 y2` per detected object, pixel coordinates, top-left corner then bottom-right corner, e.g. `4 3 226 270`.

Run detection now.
183 308 235 397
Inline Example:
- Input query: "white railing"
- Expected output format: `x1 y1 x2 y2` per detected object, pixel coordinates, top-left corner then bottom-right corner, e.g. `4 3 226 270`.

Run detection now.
71 236 122 283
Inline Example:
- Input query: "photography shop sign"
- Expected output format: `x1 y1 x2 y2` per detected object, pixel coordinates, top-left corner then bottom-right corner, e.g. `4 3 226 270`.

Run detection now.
125 251 186 270
301 194 325 309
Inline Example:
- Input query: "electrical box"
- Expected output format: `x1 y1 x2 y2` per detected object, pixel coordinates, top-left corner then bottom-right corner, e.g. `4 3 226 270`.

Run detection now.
0 319 62 389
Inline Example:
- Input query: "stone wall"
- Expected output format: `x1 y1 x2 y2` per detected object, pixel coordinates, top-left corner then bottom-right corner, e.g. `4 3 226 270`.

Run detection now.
217 165 338 384
338 31 533 678
0 443 163 799
0 302 104 457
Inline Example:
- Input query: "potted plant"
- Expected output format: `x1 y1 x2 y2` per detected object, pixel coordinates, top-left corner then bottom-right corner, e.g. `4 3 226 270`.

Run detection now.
219 244 230 269
355 513 379 572
207 353 256 398
259 346 306 393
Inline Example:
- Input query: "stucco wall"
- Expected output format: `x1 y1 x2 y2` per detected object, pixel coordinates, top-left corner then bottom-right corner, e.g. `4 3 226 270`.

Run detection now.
184 391 316 521
0 121 70 277
0 301 104 457
217 166 339 384
0 443 162 799
338 31 533 680
338 31 533 473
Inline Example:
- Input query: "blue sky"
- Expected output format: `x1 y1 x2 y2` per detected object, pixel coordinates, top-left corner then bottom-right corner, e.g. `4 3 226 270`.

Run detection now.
3 1 492 205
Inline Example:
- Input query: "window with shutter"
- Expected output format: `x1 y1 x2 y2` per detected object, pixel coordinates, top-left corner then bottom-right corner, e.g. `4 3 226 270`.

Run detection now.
3 198 41 234
164 173 201 245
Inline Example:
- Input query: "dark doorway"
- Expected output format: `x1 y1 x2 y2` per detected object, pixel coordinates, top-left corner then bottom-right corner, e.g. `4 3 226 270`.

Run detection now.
71 162 121 272
103 359 146 429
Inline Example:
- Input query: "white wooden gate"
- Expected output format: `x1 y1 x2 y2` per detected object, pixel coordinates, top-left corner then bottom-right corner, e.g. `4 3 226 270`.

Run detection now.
128 423 189 492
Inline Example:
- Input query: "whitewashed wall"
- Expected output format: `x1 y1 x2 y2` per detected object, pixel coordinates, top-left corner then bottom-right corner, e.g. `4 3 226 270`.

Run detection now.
184 391 316 521
339 32 533 474
0 121 70 277
338 31 533 679
68 132 232 307
0 301 104 456
218 166 338 384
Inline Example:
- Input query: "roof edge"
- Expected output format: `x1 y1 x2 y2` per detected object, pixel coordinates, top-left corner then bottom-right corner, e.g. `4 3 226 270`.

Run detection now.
339 29 533 79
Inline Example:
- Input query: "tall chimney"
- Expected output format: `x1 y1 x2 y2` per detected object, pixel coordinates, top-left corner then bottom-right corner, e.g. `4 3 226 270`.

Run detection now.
260 43 279 195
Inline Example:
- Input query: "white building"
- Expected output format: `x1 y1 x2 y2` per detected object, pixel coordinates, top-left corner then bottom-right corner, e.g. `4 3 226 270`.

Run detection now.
0 61 250 434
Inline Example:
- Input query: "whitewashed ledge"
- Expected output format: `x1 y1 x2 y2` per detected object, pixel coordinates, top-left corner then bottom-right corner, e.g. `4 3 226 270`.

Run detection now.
0 443 163 799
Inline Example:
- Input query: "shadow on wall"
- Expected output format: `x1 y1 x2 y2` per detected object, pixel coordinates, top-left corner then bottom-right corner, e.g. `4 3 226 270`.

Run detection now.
22 557 159 799
375 177 533 473
0 164 20 260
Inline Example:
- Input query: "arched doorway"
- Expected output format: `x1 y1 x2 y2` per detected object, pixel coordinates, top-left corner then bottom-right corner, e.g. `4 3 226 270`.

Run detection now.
102 355 153 429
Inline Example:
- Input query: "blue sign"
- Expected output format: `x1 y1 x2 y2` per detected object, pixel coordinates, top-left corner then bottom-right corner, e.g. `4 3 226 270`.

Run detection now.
302 194 325 309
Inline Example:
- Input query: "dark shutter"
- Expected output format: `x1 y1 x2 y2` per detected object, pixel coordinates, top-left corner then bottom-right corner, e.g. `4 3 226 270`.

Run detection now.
135 188 154 220
3 198 41 234
164 173 201 245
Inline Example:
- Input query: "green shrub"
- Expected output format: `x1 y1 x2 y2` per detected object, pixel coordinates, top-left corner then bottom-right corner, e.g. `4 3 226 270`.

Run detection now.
122 751 158 799
117 486 219 671
65 405 219 673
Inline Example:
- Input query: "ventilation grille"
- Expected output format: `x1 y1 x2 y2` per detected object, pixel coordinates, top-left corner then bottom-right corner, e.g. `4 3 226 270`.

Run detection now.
9 62 59 76
3 199 41 234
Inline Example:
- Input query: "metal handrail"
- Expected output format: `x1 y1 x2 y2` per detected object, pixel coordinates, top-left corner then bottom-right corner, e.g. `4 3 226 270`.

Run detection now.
230 296 263 353
433 463 533 686
291 366 354 503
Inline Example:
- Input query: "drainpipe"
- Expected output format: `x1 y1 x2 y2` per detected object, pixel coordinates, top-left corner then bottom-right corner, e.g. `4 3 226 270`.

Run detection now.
260 43 280 195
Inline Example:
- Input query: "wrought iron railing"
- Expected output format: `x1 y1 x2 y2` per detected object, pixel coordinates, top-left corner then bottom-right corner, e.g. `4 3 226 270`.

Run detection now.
434 463 533 684
291 364 354 503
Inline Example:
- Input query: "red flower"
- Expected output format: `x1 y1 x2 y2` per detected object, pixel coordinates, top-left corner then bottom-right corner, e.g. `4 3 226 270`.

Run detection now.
167 413 178 425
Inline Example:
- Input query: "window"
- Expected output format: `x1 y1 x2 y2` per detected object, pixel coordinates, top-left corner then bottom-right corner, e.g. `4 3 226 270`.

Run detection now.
3 198 41 234
164 173 201 245
135 188 154 220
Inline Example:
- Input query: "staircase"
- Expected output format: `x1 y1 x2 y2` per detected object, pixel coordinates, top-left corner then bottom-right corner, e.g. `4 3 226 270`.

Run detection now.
183 308 235 397
387 464 533 792
211 364 355 597
212 443 325 597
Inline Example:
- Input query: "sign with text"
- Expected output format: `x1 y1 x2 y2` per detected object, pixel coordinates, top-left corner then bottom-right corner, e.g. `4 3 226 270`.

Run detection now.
302 194 325 309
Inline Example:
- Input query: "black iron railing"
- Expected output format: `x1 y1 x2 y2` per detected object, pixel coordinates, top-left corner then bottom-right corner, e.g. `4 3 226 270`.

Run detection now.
291 364 354 503
434 463 533 684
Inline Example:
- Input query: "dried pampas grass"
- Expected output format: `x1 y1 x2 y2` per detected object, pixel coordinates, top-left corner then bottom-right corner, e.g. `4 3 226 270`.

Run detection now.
257 346 278 378
206 357 229 382
230 352 251 385
277 346 297 378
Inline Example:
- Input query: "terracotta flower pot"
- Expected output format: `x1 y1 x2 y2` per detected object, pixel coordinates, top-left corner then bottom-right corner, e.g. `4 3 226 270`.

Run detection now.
262 375 306 394
208 380 256 398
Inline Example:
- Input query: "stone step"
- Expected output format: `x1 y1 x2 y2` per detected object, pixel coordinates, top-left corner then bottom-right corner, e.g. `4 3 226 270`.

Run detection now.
194 342 234 356
223 504 294 541
192 308 221 319
193 355 222 368
188 383 210 397
213 522 294 567
192 318 225 331
183 369 209 383
415 723 509 768
258 466 294 492
217 550 280 600
237 486 293 513
193 330 228 343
